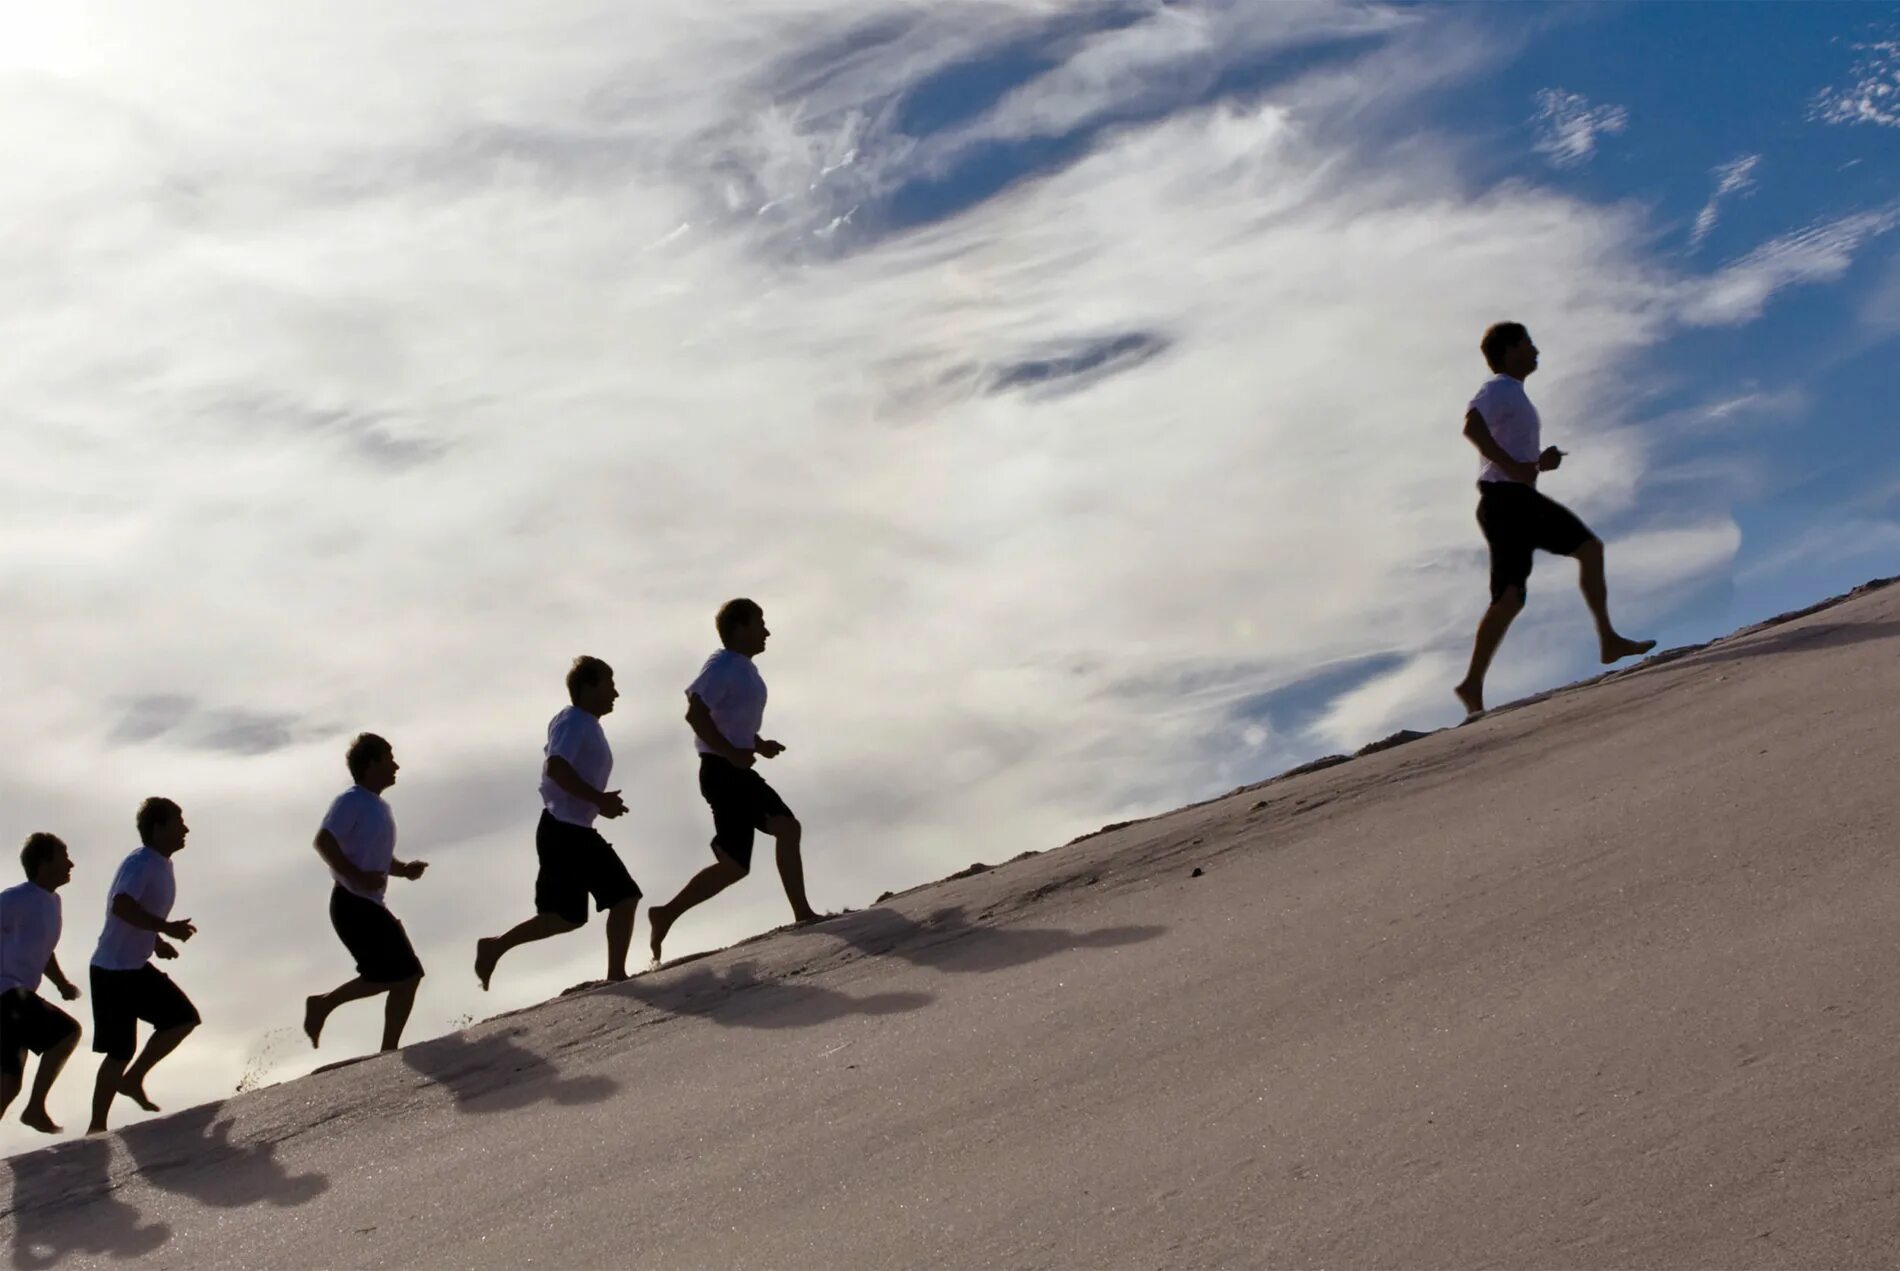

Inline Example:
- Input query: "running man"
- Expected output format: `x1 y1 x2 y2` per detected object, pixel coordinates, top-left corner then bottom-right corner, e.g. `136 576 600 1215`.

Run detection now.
649 599 820 964
304 733 428 1054
1 834 83 1134
475 656 641 989
88 798 200 1135
1454 322 1655 717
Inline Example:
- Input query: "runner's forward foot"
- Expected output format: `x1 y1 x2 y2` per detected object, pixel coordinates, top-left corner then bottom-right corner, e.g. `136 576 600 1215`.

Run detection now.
1600 635 1656 664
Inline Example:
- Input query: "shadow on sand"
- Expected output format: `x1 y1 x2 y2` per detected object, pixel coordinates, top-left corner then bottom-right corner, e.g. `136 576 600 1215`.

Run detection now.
401 1027 618 1113
1689 619 1900 666
119 1103 328 1212
613 960 933 1029
4 1137 170 1270
825 905 1168 974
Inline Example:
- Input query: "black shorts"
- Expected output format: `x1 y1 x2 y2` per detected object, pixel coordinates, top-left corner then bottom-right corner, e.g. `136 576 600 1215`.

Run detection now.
89 964 200 1060
330 886 424 984
698 754 795 873
1 990 80 1076
1477 480 1596 603
535 810 640 926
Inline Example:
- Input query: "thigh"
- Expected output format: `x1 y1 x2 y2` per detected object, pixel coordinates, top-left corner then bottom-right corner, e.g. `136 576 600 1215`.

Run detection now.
332 888 423 982
1527 490 1595 557
744 771 795 830
1478 488 1535 601
132 965 200 1032
577 831 640 911
90 967 139 1058
534 812 590 925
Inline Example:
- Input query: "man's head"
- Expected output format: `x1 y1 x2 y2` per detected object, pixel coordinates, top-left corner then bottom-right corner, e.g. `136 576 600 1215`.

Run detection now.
716 598 769 657
567 655 618 716
20 833 73 891
137 797 188 856
346 732 400 793
1481 321 1539 379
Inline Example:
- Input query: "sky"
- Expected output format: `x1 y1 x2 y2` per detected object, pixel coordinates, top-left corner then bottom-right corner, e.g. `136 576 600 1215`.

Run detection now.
2 0 1895 1152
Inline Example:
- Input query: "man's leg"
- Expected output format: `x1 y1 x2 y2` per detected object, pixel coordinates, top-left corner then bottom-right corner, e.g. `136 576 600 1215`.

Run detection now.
475 913 580 990
604 898 639 983
0 1061 20 1119
1455 585 1525 716
1574 538 1656 663
767 816 820 923
648 862 747 963
304 977 387 1047
20 1026 79 1133
380 977 420 1051
89 1053 131 1133
120 1022 195 1112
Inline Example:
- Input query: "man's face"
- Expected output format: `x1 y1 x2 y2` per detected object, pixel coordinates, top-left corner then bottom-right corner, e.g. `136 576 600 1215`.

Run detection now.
1506 334 1540 378
364 748 400 791
737 613 771 657
36 844 73 891
151 809 188 855
584 671 619 716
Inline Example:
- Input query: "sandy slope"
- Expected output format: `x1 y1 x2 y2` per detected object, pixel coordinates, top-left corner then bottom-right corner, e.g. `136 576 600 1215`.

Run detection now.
5 579 1897 1270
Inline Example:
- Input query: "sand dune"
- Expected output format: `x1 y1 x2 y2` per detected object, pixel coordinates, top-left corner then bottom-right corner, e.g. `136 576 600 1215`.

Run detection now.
5 578 1897 1269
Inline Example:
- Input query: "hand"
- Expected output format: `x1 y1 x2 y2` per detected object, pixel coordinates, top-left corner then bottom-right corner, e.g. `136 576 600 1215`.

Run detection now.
154 937 179 960
165 918 197 942
595 789 629 819
395 860 429 881
56 980 80 1002
755 738 785 759
1539 446 1564 472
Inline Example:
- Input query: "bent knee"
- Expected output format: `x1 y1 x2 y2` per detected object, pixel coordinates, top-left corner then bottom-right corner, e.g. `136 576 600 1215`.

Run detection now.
1494 585 1526 613
1572 536 1604 562
767 815 802 841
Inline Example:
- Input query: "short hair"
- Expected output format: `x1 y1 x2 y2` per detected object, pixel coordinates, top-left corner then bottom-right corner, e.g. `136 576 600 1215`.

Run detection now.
1481 322 1530 372
20 832 66 879
566 655 613 701
346 732 392 779
716 598 763 642
136 797 181 844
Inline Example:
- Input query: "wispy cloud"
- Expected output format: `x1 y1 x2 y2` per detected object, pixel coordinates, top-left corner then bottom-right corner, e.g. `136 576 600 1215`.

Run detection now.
1689 154 1760 249
1679 206 1900 325
1811 37 1900 128
1530 87 1628 168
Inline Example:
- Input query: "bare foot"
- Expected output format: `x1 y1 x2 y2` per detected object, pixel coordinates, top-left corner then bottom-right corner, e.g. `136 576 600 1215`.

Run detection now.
1453 679 1485 717
648 905 676 965
119 1077 160 1113
87 1120 109 1135
474 938 500 991
303 994 329 1048
20 1106 61 1134
792 910 826 926
1601 635 1657 664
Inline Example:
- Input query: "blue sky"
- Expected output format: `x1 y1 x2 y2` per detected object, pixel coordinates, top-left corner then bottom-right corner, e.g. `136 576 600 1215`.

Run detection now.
0 1 1895 1149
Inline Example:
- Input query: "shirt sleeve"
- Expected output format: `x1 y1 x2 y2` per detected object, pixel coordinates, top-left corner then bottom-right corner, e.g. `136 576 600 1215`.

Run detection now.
546 711 594 769
688 657 733 709
320 793 360 850
114 856 155 909
1468 381 1500 428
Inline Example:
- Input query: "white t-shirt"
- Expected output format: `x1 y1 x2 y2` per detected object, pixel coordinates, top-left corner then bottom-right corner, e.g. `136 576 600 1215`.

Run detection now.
1469 373 1542 484
0 882 62 995
92 847 177 972
687 649 768 755
540 705 613 827
321 785 397 905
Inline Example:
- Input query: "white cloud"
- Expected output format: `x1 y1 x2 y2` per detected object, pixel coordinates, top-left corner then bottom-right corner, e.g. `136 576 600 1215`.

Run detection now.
1689 153 1760 249
0 0 1767 1149
1811 38 1900 128
1679 207 1900 325
1530 88 1628 168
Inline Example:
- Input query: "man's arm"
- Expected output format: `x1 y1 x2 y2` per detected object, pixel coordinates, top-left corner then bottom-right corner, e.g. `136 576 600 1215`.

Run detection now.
686 694 754 768
43 950 78 1000
110 892 195 941
1463 409 1539 484
546 756 627 818
390 858 429 881
313 829 385 893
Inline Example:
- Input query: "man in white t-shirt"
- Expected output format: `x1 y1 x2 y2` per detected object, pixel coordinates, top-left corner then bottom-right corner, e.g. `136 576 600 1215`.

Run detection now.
475 656 642 990
88 797 200 1135
649 599 821 964
1 833 83 1134
303 733 429 1055
1454 322 1655 717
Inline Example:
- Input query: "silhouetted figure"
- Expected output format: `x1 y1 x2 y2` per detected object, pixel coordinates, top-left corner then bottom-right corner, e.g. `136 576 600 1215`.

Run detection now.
87 798 201 1135
6 1136 170 1269
476 656 642 989
1 834 84 1135
120 1103 328 1211
303 733 428 1055
1454 323 1655 717
649 599 821 964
